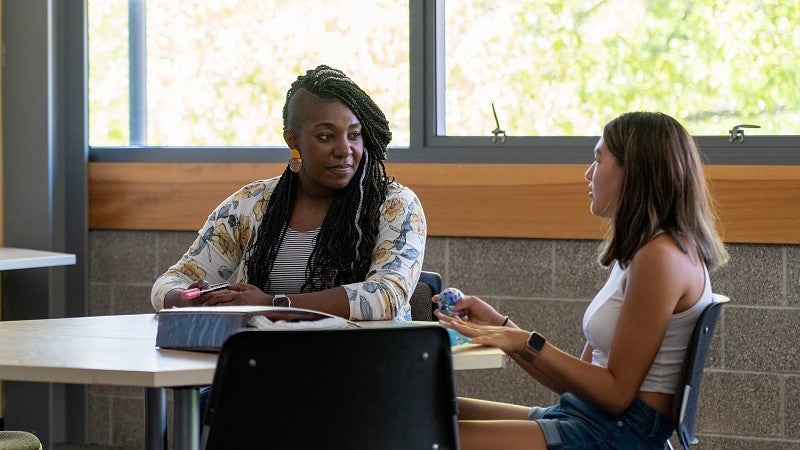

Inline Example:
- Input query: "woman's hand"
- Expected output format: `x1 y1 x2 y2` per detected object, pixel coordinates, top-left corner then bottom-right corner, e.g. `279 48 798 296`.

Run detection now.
432 293 507 326
199 282 269 306
438 314 529 356
164 279 211 308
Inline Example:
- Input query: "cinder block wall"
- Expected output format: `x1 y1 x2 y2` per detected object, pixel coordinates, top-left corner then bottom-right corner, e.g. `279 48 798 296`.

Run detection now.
88 230 800 448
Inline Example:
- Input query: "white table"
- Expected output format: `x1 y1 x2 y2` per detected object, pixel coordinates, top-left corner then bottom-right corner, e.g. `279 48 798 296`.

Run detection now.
0 314 505 450
0 246 76 442
0 247 75 271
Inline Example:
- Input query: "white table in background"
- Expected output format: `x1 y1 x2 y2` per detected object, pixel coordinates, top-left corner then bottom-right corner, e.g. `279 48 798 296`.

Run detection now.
0 246 76 442
0 247 75 270
0 313 505 450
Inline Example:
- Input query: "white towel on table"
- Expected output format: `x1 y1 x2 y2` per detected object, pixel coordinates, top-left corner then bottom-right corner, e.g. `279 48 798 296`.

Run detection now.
247 315 349 330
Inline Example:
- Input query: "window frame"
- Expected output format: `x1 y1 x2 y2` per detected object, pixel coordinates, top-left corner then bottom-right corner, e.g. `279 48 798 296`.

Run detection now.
88 0 800 166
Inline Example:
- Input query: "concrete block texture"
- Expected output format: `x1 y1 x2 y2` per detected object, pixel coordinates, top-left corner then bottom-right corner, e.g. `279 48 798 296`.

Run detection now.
85 231 800 448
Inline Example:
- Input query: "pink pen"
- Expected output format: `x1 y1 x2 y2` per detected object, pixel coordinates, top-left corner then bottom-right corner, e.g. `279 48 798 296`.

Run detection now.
181 282 230 300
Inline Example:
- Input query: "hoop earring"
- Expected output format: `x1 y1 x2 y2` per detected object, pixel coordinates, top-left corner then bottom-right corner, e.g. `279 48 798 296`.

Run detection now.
289 148 302 173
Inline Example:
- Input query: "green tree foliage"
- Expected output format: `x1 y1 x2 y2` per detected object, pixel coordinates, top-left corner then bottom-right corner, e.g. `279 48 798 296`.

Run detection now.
89 0 798 146
446 0 799 136
89 0 409 147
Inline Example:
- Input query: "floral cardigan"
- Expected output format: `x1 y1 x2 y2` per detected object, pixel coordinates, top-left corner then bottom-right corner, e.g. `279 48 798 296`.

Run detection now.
150 176 427 321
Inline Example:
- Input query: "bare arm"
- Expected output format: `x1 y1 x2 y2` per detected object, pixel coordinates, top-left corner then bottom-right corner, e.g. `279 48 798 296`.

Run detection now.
511 341 594 395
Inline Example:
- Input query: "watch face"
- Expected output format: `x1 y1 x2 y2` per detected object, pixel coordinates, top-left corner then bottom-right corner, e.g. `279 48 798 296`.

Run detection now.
527 332 546 353
273 295 291 307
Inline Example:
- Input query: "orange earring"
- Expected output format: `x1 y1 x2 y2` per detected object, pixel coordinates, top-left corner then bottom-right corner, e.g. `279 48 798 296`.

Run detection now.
289 148 302 173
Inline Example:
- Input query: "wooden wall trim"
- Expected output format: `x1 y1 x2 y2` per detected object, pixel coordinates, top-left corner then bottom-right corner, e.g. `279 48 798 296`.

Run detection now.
88 162 800 244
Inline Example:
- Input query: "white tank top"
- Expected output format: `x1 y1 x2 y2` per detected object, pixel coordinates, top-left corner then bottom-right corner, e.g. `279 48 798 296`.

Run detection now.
582 260 713 394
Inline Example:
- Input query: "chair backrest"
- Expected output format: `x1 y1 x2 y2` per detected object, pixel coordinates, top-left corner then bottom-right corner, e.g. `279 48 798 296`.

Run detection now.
672 293 730 449
201 325 459 450
410 270 443 321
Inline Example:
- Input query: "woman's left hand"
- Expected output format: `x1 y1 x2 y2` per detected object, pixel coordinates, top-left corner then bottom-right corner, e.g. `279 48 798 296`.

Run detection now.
199 282 269 306
438 314 529 356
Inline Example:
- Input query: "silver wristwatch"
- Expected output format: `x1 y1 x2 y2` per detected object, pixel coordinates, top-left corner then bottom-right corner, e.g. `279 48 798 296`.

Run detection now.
272 294 291 307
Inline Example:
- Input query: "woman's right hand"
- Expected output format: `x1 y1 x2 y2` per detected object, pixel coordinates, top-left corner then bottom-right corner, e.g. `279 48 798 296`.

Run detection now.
433 293 507 326
163 279 211 309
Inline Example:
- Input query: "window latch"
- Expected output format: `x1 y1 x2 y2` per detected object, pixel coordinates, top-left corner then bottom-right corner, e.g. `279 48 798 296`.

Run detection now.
728 124 760 143
491 103 506 143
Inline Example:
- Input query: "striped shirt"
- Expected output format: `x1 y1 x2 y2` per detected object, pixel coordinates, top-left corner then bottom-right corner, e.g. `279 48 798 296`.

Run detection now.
267 228 319 294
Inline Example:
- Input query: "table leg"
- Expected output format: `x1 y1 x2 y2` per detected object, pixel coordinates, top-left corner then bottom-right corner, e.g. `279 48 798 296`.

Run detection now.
144 387 167 450
173 387 200 450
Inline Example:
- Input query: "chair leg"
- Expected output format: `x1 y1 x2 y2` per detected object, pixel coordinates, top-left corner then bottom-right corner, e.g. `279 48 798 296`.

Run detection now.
664 438 675 450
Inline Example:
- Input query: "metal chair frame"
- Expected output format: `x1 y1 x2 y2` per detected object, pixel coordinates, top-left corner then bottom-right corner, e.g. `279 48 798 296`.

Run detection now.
666 294 730 449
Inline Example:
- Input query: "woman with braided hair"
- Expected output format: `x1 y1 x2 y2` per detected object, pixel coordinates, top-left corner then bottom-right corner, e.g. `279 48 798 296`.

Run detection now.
151 65 426 321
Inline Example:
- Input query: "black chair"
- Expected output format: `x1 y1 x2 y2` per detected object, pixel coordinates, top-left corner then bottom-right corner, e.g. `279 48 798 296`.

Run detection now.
667 293 730 450
410 270 443 321
200 326 460 449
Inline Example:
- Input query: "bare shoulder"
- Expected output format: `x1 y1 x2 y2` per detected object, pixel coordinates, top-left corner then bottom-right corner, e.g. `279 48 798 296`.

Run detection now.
631 233 694 269
627 233 702 303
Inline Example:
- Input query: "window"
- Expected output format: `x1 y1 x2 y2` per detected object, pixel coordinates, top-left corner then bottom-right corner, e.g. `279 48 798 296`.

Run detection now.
442 0 799 138
88 0 799 164
88 0 410 147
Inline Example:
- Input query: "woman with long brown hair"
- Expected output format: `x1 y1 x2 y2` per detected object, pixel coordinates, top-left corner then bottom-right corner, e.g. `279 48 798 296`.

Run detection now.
439 111 728 449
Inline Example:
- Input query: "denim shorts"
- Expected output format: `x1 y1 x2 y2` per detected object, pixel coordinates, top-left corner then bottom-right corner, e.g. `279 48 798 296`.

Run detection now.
528 392 674 449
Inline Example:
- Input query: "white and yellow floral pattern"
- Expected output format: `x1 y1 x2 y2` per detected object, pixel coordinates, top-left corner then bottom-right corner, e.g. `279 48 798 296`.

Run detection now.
151 176 427 321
